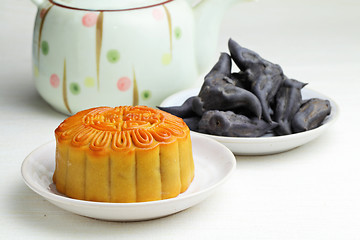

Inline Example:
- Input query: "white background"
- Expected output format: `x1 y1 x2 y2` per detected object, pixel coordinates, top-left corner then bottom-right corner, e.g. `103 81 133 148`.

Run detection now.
1 0 360 239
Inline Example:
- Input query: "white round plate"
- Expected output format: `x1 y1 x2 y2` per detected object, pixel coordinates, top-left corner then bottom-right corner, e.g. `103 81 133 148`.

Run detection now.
21 133 236 221
160 88 339 155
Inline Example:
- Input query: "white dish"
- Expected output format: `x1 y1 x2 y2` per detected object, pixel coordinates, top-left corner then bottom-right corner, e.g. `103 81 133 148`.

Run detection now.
160 88 339 155
21 133 236 221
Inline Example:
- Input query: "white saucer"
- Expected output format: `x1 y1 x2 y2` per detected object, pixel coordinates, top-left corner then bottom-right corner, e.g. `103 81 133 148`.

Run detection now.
160 87 339 155
21 133 236 221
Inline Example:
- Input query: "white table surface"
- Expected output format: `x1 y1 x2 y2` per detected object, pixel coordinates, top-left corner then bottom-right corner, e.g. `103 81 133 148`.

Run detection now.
1 0 360 239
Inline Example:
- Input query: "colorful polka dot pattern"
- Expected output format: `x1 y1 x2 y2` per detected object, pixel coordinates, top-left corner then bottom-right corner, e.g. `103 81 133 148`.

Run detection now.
117 77 131 91
107 49 120 63
39 6 183 110
141 90 152 100
152 8 164 21
34 65 39 77
41 41 49 55
49 74 80 95
82 12 98 27
174 27 182 39
162 53 172 65
84 77 95 87
50 74 60 88
70 83 81 95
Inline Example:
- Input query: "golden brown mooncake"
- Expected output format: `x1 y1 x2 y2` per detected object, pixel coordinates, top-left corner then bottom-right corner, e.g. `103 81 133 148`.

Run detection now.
53 106 194 203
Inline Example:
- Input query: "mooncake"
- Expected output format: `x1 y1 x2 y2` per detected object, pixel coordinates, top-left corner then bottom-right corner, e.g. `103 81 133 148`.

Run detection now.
53 106 194 203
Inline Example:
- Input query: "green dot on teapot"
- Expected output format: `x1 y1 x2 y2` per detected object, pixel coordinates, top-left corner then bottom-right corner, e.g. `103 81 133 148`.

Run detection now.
107 49 120 63
70 83 81 95
41 41 49 56
141 90 152 100
174 27 182 40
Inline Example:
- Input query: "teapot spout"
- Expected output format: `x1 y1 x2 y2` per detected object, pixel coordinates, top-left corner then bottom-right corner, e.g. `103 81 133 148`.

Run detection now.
191 0 252 74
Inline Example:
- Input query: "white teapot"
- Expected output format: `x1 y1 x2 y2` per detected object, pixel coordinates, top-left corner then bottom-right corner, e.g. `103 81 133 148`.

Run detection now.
31 0 247 115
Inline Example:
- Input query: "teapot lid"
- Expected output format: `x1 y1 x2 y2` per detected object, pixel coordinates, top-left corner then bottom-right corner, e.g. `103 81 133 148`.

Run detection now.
51 0 174 11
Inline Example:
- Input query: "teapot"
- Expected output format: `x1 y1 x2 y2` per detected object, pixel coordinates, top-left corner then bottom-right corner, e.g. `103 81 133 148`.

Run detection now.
31 0 248 115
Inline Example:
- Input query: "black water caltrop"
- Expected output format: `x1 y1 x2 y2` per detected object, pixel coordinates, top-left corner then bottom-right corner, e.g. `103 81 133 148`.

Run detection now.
274 78 307 135
228 38 284 123
158 96 198 118
192 52 262 118
292 98 331 133
198 110 277 137
158 38 332 138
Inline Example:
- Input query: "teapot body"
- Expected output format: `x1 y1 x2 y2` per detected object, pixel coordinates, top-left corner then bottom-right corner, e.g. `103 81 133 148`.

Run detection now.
32 0 198 115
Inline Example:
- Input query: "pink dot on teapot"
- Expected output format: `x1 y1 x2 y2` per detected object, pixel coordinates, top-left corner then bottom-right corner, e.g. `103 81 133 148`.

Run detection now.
117 77 131 91
82 12 98 27
152 8 164 21
50 74 60 88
